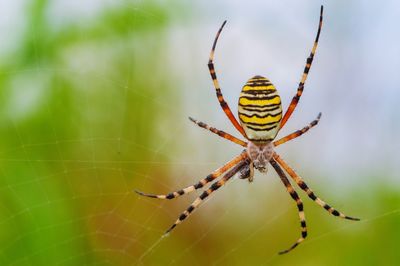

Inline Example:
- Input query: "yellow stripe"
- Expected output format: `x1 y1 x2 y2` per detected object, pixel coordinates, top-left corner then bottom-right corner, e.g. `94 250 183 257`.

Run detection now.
243 123 279 130
247 77 269 82
242 85 276 91
239 96 281 107
239 113 282 124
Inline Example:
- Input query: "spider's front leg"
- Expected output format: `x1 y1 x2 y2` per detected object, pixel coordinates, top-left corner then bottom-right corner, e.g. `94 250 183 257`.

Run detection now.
239 159 254 182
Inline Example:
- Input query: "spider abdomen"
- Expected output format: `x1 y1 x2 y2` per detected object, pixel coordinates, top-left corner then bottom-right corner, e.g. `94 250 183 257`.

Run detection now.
238 75 282 142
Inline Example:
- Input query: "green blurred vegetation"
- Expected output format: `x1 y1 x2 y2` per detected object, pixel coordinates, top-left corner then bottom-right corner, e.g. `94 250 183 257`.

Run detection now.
0 1 180 265
0 1 399 265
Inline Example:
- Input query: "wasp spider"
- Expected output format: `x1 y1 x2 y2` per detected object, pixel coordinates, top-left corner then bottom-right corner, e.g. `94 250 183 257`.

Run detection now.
136 6 359 254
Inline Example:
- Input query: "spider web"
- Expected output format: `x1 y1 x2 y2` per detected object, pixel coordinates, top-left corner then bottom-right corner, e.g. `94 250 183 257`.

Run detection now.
0 1 399 265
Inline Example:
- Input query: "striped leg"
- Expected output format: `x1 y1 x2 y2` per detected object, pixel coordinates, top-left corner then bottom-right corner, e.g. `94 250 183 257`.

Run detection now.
239 160 254 182
164 160 247 235
279 6 323 130
273 153 360 221
135 151 247 200
270 158 307 254
189 117 247 147
273 113 321 147
208 21 247 138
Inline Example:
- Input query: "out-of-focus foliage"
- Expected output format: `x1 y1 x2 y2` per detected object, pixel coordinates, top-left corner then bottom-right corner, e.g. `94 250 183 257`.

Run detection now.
0 1 179 265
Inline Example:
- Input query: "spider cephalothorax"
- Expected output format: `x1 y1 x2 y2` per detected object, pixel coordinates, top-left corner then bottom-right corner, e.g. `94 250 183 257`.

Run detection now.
246 141 274 173
136 5 359 255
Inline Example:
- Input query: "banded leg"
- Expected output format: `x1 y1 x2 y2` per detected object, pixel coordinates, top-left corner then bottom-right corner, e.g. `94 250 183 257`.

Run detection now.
273 153 360 221
279 6 323 130
164 160 247 234
189 117 247 147
208 21 247 138
270 158 307 254
239 160 254 182
135 151 247 200
274 112 321 147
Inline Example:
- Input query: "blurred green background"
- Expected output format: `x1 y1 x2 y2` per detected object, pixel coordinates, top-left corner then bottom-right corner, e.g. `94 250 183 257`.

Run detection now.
0 0 399 265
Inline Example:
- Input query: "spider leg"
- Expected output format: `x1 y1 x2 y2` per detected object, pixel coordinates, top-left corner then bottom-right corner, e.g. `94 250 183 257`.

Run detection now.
189 117 247 147
135 151 247 200
279 6 323 130
239 161 254 182
208 21 247 138
273 153 360 221
274 112 321 147
270 158 307 254
164 159 247 235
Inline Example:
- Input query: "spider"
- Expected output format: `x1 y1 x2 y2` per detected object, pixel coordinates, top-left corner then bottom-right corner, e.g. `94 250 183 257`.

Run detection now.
136 5 359 254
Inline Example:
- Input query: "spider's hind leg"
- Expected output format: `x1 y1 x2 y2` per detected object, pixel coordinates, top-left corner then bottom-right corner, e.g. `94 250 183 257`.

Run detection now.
274 153 360 221
165 160 247 234
239 160 254 182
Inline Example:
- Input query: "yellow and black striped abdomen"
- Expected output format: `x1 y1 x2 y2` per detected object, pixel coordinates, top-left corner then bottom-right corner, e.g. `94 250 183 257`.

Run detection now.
238 76 282 142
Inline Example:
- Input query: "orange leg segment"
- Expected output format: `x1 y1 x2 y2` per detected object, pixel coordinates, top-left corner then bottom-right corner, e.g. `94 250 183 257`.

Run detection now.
189 117 247 147
208 21 247 138
135 151 248 200
274 113 321 147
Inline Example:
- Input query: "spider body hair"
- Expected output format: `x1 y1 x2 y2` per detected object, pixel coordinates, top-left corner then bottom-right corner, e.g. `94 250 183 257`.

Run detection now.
246 141 274 173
